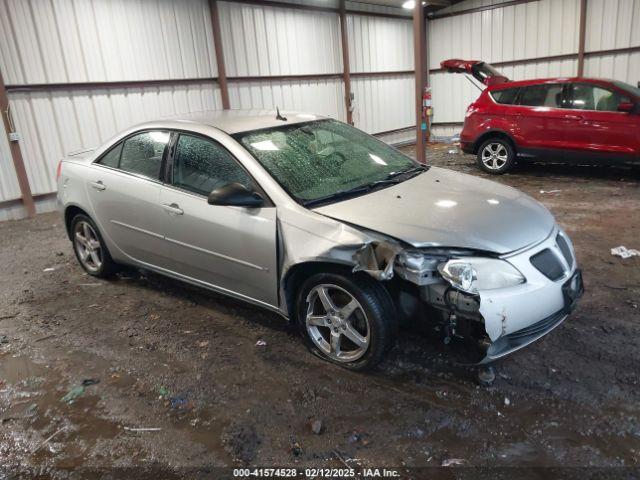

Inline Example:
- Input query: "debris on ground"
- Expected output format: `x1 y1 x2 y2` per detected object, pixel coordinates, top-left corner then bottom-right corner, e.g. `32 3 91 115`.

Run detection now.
442 458 465 467
255 339 267 347
611 246 640 259
61 379 99 403
158 386 170 399
289 435 302 456
32 426 66 454
198 340 209 348
504 397 511 406
169 396 191 410
61 385 85 403
310 418 324 435
124 426 161 432
0 335 9 344
0 312 18 320
539 189 562 194
43 267 57 272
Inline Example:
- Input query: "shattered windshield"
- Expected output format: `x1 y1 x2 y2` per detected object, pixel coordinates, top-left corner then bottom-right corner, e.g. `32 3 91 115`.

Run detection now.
235 120 422 206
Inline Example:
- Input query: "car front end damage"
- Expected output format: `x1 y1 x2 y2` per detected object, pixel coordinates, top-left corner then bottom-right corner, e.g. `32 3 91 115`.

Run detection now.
353 226 583 364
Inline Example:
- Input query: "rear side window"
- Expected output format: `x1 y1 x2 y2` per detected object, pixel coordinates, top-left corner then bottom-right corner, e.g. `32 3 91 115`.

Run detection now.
172 134 252 196
97 143 122 168
491 88 520 105
518 84 565 108
568 84 630 111
119 131 170 180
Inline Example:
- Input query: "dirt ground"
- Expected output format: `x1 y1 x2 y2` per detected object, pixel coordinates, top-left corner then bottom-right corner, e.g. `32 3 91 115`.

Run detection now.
1 144 639 478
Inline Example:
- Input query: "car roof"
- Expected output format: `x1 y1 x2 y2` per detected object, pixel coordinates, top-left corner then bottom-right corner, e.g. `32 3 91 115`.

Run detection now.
489 77 618 90
135 109 329 135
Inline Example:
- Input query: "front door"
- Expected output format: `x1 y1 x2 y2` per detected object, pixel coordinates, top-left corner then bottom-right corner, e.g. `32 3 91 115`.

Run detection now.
563 83 639 157
86 130 171 268
160 132 278 307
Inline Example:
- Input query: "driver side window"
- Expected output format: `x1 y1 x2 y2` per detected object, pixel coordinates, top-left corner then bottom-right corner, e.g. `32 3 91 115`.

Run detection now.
172 134 252 196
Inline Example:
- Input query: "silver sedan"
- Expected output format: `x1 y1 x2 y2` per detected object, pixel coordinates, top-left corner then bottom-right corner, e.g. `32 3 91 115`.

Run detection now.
57 111 583 370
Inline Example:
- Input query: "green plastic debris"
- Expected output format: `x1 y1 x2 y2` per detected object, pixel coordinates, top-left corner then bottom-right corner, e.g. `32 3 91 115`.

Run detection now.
61 385 85 404
158 386 169 399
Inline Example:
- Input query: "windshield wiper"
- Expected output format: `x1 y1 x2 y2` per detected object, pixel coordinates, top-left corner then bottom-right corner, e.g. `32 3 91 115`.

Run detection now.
387 164 429 180
304 178 402 207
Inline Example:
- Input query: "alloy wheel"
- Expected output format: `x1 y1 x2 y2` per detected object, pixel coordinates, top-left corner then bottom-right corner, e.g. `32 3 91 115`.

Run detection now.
481 142 509 170
305 284 370 362
73 221 103 273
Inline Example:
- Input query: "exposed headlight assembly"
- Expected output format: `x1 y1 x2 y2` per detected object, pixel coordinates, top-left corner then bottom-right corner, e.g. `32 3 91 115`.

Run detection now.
438 257 525 294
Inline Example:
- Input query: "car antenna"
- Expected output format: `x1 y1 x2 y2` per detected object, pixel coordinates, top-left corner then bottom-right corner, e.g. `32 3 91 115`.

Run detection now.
275 107 287 122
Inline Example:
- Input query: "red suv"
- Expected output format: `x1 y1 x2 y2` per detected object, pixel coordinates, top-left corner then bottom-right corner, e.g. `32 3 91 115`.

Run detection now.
442 59 640 174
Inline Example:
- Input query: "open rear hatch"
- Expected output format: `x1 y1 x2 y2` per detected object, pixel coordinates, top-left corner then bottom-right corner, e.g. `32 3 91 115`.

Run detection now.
441 59 510 86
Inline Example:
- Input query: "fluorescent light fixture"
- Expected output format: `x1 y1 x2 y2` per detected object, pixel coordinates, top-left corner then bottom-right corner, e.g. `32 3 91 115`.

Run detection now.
487 198 500 205
402 0 415 8
251 140 280 151
369 153 387 165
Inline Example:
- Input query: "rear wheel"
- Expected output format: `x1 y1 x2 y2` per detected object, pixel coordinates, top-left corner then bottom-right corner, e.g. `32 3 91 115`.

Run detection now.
476 138 515 174
71 214 118 278
295 272 396 371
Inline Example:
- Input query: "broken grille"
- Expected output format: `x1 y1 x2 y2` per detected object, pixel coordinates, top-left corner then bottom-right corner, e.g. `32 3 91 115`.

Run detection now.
530 248 565 281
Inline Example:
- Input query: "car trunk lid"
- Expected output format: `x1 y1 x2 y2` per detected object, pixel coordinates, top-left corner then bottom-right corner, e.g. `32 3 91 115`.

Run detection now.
441 59 510 86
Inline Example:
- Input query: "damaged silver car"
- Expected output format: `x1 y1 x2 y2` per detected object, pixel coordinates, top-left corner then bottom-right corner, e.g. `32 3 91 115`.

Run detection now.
57 110 583 370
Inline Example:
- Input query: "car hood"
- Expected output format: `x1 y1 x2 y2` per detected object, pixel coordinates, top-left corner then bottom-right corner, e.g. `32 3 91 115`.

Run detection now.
313 167 555 254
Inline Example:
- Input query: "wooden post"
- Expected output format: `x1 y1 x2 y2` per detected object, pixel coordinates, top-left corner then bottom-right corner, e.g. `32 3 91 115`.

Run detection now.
339 0 354 125
0 70 35 218
413 0 427 164
577 0 587 77
210 0 230 109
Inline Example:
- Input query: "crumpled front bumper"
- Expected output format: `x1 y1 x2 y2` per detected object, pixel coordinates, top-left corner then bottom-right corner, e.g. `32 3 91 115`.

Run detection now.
480 268 583 363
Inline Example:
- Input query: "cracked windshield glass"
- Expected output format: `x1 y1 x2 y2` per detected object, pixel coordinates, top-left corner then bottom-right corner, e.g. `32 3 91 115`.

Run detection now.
236 120 422 205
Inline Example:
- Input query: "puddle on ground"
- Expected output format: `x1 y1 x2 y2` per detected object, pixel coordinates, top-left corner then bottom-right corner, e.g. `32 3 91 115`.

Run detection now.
0 353 48 384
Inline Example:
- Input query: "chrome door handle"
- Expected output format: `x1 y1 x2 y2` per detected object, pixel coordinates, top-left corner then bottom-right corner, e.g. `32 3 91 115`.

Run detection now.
90 181 106 191
162 203 184 215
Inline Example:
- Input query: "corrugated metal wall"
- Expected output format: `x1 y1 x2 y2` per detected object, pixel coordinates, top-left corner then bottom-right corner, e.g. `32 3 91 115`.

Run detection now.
347 13 414 134
0 0 415 221
0 0 217 84
584 0 640 84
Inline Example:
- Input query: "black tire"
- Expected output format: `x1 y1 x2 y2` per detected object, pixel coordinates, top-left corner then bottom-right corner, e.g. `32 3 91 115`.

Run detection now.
295 271 396 371
476 138 516 174
70 213 118 278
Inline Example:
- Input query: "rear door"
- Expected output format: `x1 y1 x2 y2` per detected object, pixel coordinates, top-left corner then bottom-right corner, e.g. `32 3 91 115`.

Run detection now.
87 130 171 268
563 83 639 156
511 83 571 152
160 132 278 306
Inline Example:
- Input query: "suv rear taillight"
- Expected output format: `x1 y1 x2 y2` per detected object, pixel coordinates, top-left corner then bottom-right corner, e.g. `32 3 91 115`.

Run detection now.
56 160 62 180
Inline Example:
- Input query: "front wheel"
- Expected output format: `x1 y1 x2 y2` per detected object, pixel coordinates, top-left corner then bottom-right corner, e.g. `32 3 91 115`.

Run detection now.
295 272 396 371
476 138 515 174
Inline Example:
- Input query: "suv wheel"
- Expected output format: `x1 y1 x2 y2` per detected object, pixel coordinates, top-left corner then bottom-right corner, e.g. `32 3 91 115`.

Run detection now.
295 272 396 371
71 214 118 278
476 138 515 174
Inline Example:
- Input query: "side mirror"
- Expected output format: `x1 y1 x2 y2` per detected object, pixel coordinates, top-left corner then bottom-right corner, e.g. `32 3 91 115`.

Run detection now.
208 182 264 208
617 101 635 113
